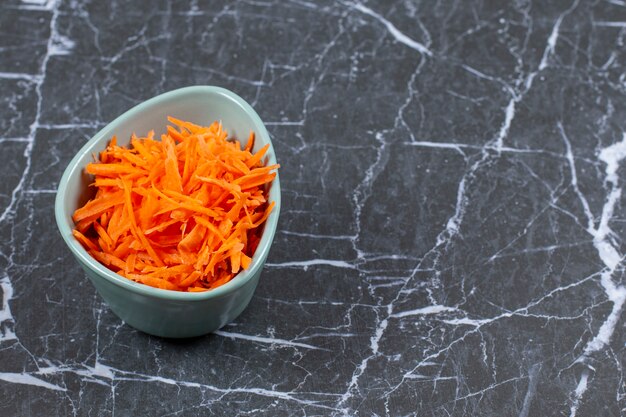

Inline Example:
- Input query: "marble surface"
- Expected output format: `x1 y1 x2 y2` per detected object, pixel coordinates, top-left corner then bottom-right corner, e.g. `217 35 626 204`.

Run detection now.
1 0 626 415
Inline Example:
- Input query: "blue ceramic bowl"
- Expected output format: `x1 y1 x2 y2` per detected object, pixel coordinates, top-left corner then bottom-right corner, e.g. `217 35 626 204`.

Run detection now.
54 86 281 338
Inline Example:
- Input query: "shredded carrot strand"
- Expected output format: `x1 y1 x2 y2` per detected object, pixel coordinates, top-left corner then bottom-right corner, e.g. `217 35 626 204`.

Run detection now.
72 118 278 292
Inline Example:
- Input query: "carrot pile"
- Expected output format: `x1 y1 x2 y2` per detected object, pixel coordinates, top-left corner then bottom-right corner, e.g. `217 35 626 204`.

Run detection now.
72 117 278 292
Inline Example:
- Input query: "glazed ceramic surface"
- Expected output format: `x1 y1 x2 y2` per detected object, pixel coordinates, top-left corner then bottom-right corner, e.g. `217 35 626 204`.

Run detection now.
55 86 281 338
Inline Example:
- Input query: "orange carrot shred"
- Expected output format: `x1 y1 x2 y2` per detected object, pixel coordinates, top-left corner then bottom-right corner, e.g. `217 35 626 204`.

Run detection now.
72 229 99 252
72 117 278 292
246 143 270 168
244 131 255 152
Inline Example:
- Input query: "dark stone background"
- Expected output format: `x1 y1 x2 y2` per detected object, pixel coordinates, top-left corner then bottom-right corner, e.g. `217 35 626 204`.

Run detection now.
1 1 625 415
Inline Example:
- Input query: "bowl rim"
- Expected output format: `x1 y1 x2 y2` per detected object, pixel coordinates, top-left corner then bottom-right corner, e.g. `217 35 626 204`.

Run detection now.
54 85 281 301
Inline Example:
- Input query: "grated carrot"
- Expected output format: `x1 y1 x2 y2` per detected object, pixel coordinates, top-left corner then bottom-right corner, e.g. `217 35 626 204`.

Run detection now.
72 117 278 292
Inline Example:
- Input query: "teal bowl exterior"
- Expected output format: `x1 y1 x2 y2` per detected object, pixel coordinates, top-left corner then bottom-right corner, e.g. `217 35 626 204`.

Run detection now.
54 86 280 338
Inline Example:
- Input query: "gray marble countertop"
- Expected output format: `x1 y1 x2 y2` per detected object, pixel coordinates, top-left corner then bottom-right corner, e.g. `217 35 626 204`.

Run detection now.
1 0 626 416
